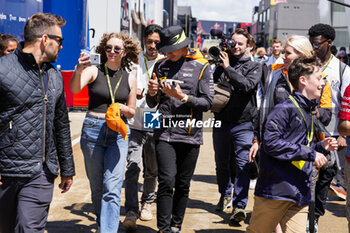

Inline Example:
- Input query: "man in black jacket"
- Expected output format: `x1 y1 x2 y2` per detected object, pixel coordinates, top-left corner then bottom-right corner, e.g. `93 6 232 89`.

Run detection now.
147 25 213 233
213 28 262 224
0 13 75 233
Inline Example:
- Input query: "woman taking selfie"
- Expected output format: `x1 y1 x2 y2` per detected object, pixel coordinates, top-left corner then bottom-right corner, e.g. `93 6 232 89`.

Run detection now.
70 32 140 232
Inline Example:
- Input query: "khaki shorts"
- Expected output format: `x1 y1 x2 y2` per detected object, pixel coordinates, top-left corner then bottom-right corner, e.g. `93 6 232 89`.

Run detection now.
246 196 308 233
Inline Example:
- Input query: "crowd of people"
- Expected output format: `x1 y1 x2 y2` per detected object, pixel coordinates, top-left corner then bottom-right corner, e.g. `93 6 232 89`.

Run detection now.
1 12 350 233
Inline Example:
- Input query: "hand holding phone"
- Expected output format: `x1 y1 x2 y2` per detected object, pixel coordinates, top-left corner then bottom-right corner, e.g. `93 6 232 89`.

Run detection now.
81 49 101 66
161 79 184 88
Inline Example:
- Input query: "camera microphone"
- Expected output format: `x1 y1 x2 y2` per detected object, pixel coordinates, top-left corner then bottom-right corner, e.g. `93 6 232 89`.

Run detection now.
208 28 236 64
210 29 223 38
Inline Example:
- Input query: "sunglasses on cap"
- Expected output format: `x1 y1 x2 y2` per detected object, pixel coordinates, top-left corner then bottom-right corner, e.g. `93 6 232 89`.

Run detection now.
105 45 123 54
37 34 64 46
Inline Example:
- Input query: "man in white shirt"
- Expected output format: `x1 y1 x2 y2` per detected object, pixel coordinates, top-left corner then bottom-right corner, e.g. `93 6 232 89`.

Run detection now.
265 39 283 66
308 23 350 230
123 24 162 230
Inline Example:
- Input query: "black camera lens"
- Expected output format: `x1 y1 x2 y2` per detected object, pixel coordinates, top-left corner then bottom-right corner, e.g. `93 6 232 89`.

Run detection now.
209 46 221 59
227 39 237 48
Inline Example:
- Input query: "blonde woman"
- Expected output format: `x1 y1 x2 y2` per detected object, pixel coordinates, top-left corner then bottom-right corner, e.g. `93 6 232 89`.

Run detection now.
254 47 268 63
261 35 314 123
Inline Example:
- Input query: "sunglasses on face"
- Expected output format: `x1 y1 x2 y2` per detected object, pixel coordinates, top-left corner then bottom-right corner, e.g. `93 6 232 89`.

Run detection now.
37 34 64 46
310 39 328 48
105 45 123 54
6 49 16 53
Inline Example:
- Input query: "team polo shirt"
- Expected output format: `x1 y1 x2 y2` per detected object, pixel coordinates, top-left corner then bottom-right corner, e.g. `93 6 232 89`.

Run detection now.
338 84 350 163
322 55 350 136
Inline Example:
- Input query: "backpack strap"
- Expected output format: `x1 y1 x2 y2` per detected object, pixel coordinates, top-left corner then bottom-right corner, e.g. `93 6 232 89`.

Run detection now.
339 60 347 89
198 63 209 80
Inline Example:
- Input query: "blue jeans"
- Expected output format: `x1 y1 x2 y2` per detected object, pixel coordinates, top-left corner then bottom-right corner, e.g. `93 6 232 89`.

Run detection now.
124 129 157 213
80 113 129 233
213 121 253 208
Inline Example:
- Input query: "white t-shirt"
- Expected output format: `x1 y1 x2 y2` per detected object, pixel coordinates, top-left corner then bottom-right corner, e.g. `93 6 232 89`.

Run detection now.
128 52 163 131
265 55 283 67
323 55 350 136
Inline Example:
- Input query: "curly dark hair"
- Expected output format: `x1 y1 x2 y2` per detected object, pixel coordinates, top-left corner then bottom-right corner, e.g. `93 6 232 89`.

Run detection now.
0 33 18 55
288 54 321 90
144 24 162 38
308 23 335 41
95 33 141 71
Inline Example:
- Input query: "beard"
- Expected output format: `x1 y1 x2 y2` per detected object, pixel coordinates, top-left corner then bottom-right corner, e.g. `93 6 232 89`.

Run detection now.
47 51 58 63
48 55 58 63
45 44 59 63
234 50 245 58
274 51 281 57
146 49 157 59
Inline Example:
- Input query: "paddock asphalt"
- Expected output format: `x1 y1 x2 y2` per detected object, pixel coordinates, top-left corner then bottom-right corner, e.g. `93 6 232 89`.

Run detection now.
44 112 348 233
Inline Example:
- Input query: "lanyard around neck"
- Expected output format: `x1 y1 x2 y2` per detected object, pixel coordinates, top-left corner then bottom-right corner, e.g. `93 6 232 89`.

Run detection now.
105 63 123 104
289 95 314 146
322 54 333 72
144 54 158 79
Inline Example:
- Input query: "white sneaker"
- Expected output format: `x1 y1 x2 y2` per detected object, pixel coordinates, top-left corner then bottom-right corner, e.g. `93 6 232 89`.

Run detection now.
122 210 138 230
171 226 180 232
140 202 153 221
250 179 257 190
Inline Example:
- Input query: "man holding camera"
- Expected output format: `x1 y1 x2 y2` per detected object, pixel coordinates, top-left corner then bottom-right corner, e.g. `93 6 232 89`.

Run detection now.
213 28 262 224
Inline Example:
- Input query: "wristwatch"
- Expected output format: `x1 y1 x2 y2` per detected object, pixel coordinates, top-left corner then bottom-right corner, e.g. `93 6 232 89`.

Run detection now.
148 91 157 96
180 94 189 103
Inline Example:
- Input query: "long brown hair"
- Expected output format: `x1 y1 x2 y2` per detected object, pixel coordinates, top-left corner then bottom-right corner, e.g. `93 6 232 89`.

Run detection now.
96 33 141 71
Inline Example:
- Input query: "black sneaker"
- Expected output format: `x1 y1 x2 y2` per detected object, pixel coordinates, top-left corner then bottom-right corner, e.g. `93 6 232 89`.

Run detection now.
122 210 138 230
229 207 246 223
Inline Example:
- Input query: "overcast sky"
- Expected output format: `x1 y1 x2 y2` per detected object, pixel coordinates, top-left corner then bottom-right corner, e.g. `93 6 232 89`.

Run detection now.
177 0 260 22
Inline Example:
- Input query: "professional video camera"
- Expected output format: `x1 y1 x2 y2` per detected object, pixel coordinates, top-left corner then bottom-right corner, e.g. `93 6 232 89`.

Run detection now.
208 28 236 64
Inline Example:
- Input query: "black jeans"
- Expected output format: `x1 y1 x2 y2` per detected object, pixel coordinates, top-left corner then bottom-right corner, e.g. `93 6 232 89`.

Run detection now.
156 140 200 233
315 163 337 218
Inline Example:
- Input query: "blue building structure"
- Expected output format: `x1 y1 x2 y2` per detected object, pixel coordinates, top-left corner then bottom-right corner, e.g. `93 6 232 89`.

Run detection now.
0 0 88 70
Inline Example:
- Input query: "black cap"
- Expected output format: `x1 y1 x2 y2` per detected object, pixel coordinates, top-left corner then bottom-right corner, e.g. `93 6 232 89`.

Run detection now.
156 25 192 53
